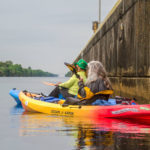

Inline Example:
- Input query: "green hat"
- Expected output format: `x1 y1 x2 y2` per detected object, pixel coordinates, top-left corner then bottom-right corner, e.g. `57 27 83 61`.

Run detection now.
75 59 87 70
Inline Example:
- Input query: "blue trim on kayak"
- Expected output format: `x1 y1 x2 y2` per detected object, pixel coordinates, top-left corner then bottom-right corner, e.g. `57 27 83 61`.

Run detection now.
9 89 21 105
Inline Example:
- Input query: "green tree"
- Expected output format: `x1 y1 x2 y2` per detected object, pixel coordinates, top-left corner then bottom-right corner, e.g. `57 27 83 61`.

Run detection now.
0 60 58 77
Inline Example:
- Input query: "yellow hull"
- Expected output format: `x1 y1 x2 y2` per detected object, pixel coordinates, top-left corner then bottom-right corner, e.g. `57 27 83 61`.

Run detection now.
19 92 99 118
19 91 150 122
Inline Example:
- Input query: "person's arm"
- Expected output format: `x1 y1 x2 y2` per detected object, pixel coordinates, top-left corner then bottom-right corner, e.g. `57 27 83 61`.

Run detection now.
78 80 95 100
77 80 86 98
59 75 76 88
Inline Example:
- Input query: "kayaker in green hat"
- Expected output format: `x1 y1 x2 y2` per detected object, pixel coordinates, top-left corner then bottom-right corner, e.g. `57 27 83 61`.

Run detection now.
63 61 113 105
48 59 87 99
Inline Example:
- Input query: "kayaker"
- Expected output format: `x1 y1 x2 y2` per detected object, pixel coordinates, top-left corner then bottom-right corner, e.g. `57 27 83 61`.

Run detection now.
48 59 87 99
63 61 113 105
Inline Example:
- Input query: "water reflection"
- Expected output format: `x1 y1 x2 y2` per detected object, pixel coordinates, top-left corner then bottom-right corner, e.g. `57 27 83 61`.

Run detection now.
19 113 63 136
18 113 150 150
75 129 114 150
10 104 24 115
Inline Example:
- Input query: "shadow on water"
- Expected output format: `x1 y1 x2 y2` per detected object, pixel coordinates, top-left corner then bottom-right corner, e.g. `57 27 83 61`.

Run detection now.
15 111 150 150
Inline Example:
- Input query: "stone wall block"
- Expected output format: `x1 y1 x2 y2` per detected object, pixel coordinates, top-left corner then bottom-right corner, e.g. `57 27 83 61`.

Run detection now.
117 7 136 76
135 0 150 76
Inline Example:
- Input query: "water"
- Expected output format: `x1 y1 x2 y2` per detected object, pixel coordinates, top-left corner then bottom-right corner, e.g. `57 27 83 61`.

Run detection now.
1 77 150 150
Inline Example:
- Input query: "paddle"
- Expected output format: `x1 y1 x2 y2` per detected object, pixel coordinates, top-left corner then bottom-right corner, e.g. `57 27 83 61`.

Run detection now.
43 82 61 86
64 62 80 79
43 62 80 86
43 82 56 86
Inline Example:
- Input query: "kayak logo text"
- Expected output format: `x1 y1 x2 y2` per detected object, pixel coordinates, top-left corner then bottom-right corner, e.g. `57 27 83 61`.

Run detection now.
112 108 138 114
51 110 74 116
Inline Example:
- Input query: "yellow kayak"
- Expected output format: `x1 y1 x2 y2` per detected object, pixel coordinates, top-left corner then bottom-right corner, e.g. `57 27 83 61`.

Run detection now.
19 91 99 118
19 91 150 123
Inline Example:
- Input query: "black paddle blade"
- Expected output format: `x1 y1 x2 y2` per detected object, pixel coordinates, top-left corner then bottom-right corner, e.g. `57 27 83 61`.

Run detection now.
64 62 76 73
64 62 80 79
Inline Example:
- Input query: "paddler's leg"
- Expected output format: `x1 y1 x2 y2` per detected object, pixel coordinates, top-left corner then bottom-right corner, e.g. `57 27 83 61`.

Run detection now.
60 88 75 99
48 86 60 97
63 97 80 105
48 86 75 99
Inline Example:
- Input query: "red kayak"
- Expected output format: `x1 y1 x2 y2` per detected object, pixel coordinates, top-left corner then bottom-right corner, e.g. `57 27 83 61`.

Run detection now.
95 104 150 124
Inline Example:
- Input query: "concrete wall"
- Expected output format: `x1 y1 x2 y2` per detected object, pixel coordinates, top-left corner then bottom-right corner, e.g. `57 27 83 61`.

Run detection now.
74 0 150 103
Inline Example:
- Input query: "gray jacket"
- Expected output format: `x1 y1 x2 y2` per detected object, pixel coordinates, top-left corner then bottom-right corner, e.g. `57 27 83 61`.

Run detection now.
78 78 110 104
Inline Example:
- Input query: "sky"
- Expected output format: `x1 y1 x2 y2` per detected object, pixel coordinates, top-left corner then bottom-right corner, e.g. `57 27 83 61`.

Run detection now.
0 0 118 76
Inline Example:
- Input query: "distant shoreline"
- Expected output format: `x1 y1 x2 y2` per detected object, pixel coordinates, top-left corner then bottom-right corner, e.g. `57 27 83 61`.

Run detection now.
0 61 58 77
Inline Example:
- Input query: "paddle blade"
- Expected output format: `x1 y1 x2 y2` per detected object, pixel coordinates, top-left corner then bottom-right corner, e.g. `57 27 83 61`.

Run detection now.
64 62 77 73
64 62 81 79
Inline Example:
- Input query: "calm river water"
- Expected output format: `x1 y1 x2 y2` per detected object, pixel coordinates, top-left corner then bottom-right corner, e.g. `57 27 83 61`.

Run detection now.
1 77 150 150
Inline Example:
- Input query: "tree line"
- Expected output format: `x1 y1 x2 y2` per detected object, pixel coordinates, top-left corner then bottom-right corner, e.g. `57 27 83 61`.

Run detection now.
65 71 72 77
0 61 58 77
